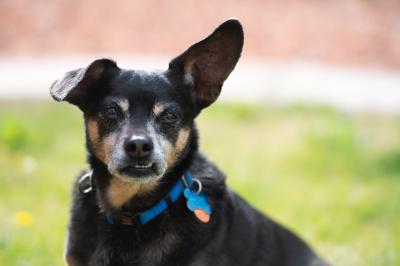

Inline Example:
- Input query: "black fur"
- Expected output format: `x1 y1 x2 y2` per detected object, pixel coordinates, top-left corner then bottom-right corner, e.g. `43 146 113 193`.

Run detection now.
51 19 328 266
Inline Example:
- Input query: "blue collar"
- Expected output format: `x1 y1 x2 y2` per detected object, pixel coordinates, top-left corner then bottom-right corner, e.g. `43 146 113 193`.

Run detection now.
105 171 195 226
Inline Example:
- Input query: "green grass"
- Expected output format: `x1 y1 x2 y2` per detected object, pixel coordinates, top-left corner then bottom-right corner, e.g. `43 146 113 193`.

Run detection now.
1 101 399 265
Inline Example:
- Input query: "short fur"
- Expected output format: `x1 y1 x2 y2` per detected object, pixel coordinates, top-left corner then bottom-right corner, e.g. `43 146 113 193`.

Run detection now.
50 19 328 266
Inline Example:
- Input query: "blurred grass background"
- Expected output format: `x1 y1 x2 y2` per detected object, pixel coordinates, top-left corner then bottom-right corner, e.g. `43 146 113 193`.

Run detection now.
0 102 399 265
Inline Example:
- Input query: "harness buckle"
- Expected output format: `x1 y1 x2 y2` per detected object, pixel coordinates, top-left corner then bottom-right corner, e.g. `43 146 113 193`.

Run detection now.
120 211 141 226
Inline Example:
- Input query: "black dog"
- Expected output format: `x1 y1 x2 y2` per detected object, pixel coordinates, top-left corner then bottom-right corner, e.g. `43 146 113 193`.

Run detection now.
50 19 328 266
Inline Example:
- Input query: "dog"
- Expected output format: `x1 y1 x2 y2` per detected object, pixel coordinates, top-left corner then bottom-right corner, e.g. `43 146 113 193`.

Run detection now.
50 19 328 266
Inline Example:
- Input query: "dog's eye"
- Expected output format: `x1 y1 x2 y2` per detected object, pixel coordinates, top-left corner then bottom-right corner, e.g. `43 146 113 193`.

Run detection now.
104 106 119 119
159 111 179 124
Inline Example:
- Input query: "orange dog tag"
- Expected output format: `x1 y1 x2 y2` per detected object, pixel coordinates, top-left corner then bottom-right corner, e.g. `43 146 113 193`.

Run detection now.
194 209 210 223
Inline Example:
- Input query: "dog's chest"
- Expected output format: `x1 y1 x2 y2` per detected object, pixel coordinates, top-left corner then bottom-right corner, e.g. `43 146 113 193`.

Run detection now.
91 228 182 266
137 230 180 265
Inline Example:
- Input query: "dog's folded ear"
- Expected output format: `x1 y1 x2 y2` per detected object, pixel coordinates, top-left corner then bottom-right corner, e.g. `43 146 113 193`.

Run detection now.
49 59 119 107
169 18 244 109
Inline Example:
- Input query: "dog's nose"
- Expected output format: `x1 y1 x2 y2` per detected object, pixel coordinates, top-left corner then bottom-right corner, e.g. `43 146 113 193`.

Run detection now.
124 138 154 160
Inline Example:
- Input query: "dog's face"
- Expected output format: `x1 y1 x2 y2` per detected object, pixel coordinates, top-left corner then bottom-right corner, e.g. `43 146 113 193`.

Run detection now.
50 19 243 185
81 70 194 182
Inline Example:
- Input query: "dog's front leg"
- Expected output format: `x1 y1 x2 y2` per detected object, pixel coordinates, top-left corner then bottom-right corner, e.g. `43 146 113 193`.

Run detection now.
65 252 86 266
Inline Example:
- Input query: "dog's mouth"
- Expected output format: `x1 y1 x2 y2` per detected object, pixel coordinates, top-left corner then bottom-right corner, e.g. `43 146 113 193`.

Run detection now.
118 162 164 179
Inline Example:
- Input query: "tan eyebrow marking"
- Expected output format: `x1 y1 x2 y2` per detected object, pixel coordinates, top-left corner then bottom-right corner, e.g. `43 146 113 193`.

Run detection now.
116 98 129 112
153 102 166 116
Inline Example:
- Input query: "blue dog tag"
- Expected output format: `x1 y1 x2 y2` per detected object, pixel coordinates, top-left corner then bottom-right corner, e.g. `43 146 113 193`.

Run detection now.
184 188 212 223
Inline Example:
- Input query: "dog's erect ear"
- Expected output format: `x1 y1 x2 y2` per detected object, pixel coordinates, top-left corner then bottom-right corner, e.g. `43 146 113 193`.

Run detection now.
169 19 244 109
49 59 119 106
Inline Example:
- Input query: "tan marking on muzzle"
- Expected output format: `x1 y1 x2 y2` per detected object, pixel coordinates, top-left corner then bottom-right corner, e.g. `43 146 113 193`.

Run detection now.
165 128 190 168
107 176 158 208
87 119 105 161
87 119 117 164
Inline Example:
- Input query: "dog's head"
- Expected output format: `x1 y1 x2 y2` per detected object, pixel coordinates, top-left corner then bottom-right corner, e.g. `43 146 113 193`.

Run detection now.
50 19 243 185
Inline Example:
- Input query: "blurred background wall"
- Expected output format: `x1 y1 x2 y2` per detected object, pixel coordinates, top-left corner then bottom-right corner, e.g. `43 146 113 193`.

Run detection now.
1 0 400 111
